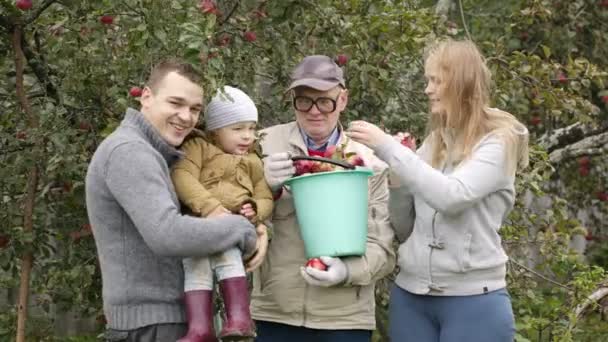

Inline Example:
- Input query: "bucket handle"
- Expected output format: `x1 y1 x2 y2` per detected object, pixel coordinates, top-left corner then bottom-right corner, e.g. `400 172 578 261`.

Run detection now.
291 155 356 170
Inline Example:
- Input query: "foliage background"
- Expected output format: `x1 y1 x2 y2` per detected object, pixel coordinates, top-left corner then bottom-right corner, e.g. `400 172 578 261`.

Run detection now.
1 0 607 341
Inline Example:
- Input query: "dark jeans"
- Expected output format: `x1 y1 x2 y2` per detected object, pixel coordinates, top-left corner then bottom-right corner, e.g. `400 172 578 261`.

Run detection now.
255 320 372 342
104 323 188 342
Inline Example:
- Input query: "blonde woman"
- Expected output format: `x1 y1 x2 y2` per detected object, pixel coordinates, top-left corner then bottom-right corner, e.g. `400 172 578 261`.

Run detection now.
346 39 528 342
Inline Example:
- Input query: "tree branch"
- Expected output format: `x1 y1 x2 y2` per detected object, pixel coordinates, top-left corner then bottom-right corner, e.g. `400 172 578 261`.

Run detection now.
20 31 61 103
12 22 40 342
219 1 240 26
548 131 608 164
574 287 608 318
458 0 472 41
509 259 572 290
538 121 608 152
25 0 58 25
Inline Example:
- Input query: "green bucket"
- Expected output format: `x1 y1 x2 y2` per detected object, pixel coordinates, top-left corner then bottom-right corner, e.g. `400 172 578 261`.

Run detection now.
284 157 373 258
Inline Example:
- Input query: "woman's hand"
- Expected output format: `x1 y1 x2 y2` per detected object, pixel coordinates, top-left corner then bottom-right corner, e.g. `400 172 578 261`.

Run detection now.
245 223 269 273
345 120 392 149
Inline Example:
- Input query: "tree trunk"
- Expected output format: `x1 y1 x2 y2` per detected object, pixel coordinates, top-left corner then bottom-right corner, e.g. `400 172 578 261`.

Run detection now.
12 23 40 342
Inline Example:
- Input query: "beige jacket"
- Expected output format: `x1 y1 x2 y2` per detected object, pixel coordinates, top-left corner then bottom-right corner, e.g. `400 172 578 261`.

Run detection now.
250 121 395 330
171 134 273 223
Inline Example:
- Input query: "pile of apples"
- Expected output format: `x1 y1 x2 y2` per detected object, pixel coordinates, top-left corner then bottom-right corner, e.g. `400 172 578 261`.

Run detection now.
293 145 365 176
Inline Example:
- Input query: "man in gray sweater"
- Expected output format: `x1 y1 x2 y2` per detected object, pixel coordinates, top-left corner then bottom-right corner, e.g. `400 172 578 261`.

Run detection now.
86 60 257 341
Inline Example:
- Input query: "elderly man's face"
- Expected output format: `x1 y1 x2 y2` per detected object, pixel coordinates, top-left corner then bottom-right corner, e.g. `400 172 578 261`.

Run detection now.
293 86 348 144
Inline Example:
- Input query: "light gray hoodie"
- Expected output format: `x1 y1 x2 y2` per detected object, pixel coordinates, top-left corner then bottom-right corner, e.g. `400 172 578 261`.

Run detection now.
374 132 516 296
85 108 257 329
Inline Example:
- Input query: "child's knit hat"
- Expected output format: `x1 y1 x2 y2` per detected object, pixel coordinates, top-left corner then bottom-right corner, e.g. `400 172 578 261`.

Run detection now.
205 86 258 131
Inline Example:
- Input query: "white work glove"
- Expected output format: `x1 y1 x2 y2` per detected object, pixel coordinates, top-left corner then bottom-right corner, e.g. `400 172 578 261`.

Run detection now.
263 152 295 191
300 256 349 287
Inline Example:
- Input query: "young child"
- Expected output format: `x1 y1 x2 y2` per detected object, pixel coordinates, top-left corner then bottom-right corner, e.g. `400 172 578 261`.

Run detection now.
171 86 273 342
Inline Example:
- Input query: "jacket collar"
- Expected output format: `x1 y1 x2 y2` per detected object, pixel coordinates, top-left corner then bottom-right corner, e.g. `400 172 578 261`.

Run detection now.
122 107 183 165
287 122 346 155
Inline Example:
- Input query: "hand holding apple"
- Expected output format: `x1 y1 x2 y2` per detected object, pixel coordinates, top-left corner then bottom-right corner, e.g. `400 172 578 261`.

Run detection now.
393 132 417 151
345 120 392 149
305 257 327 271
300 256 348 287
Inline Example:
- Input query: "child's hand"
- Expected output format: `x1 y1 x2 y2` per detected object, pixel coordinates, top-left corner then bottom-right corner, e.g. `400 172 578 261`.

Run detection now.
240 203 256 222
245 224 269 273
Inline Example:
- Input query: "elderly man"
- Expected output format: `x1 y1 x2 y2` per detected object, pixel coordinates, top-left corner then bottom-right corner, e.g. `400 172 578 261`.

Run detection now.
250 55 396 342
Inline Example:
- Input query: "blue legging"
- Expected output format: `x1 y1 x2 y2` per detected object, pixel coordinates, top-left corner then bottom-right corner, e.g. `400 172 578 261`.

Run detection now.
389 284 515 342
255 320 372 342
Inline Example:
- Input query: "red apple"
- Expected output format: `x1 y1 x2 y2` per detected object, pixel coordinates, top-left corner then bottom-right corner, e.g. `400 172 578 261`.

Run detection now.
601 95 608 104
0 235 10 249
15 131 27 140
305 258 327 271
601 0 608 8
294 160 314 176
335 54 348 67
129 86 143 97
216 33 231 47
99 15 114 25
400 135 416 150
529 116 542 126
199 0 217 14
577 156 591 167
557 72 568 84
16 0 33 10
323 145 337 158
578 166 589 177
243 31 257 42
78 121 92 131
347 155 365 167
598 191 608 202
62 181 73 193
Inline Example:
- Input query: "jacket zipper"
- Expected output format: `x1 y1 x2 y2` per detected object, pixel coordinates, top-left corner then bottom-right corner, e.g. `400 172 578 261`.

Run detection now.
428 162 448 291
429 211 438 288
302 282 309 325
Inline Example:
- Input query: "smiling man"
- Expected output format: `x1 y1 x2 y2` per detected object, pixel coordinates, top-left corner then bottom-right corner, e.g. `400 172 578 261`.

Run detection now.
85 60 258 342
251 55 396 342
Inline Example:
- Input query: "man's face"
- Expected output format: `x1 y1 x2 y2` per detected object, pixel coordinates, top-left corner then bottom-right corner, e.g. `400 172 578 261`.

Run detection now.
293 86 348 144
140 72 203 147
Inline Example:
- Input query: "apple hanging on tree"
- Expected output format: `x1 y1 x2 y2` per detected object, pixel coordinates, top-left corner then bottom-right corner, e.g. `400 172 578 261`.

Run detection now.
16 0 33 11
99 15 114 25
243 31 257 42
129 86 143 97
335 54 348 66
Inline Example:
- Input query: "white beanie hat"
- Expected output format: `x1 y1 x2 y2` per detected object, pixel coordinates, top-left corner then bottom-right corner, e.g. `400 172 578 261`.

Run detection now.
205 86 258 131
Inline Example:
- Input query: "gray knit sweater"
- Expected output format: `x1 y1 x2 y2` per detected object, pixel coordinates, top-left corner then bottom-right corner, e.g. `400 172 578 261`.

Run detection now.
85 108 257 330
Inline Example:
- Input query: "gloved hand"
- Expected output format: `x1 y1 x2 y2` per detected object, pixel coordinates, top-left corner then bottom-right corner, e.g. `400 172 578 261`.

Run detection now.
300 256 349 287
263 152 295 191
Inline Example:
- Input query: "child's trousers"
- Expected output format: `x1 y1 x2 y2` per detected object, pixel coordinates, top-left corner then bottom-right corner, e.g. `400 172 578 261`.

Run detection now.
183 247 244 291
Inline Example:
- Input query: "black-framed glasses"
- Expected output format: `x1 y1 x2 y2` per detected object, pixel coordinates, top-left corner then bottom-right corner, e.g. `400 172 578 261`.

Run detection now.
292 94 340 114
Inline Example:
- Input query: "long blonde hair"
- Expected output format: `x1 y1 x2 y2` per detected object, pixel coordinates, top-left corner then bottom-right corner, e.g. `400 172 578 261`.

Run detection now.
424 39 529 175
